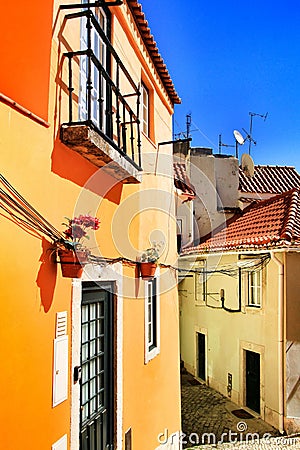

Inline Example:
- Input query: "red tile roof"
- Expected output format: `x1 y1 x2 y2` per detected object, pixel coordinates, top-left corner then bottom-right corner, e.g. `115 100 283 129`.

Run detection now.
127 1 181 105
182 188 300 254
174 163 196 201
239 165 300 194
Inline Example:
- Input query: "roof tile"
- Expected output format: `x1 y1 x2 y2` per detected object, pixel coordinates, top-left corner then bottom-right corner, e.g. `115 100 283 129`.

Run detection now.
174 163 196 201
182 188 300 254
239 165 300 194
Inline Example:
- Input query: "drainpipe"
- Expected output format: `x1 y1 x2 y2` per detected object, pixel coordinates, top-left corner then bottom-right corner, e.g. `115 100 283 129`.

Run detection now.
271 251 285 433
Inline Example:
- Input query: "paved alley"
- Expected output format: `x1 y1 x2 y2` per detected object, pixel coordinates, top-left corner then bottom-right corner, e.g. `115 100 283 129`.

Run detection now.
181 371 300 449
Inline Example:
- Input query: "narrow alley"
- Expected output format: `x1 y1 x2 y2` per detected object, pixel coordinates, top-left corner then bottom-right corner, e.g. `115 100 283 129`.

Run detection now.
180 370 300 449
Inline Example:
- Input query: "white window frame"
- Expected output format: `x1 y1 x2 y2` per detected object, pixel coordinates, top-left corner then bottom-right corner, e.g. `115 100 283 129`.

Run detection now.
145 274 160 363
247 269 262 307
141 82 149 136
79 3 108 130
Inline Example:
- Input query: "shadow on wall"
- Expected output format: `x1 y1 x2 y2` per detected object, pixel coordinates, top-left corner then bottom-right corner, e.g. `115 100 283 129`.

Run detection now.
36 238 57 313
51 134 123 204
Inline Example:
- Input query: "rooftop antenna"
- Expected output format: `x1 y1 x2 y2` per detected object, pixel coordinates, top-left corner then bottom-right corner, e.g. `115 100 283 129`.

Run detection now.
186 113 192 139
218 134 235 154
247 111 268 154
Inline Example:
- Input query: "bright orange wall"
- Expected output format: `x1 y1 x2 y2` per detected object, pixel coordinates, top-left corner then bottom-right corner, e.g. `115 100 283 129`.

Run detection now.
0 1 181 449
122 269 181 449
0 0 53 120
0 95 81 449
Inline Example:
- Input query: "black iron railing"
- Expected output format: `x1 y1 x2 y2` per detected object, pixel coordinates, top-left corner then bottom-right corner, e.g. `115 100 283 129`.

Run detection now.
63 9 142 170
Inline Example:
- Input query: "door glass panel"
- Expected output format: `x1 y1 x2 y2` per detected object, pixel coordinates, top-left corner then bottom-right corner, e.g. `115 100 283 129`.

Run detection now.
90 303 96 319
90 321 96 339
90 340 96 357
80 283 114 450
82 343 89 360
82 323 89 342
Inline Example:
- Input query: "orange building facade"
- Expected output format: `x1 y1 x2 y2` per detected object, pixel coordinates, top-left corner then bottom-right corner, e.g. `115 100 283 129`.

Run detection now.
0 1 181 449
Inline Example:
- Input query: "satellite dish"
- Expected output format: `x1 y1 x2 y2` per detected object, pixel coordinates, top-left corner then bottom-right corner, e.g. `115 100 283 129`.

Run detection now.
241 153 255 178
233 130 245 145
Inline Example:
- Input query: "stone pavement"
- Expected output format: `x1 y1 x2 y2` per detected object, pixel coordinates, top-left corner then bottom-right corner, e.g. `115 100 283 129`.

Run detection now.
181 371 300 449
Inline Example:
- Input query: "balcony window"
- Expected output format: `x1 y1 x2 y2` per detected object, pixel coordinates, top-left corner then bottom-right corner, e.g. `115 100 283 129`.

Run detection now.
79 5 108 132
60 5 142 183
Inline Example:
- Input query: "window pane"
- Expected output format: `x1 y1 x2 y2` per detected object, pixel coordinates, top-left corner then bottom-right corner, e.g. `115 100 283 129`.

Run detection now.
141 84 149 135
248 269 262 306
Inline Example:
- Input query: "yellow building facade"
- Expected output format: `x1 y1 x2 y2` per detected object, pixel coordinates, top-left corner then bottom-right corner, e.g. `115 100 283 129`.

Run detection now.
0 1 181 449
179 189 300 434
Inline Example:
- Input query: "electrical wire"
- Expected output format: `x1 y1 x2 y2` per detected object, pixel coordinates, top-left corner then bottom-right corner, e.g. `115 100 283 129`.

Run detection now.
0 174 271 281
0 174 64 242
1 175 63 239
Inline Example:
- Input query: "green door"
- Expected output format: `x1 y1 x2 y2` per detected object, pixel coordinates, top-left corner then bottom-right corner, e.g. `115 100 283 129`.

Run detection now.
80 282 114 450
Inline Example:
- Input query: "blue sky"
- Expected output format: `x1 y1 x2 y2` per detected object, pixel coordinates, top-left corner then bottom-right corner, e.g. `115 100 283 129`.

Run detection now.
140 0 300 170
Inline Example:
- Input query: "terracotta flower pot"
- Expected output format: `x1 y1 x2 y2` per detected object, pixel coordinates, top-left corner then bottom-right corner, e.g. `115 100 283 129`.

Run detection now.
58 248 89 278
139 262 157 280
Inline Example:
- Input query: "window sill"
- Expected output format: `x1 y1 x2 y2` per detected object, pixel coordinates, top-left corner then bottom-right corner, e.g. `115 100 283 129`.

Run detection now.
145 346 160 364
245 305 263 314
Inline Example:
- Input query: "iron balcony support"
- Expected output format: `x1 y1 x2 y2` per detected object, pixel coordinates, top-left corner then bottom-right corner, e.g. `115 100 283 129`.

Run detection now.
62 8 141 170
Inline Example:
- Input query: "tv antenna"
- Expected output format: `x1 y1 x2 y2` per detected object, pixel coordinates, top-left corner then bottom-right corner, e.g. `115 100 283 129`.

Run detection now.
186 113 192 139
174 113 195 140
247 111 268 154
218 134 235 154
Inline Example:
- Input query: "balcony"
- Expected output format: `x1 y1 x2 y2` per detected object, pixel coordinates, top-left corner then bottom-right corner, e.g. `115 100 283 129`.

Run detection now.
60 8 142 183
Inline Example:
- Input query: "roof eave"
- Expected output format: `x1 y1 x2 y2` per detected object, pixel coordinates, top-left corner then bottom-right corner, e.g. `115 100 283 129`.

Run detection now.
127 0 181 105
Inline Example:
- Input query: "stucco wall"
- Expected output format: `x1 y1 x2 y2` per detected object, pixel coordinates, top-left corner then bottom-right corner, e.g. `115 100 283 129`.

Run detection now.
179 252 282 429
190 152 238 239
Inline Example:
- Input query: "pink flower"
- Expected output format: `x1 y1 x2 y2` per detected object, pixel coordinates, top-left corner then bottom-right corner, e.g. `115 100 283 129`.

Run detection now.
62 214 100 245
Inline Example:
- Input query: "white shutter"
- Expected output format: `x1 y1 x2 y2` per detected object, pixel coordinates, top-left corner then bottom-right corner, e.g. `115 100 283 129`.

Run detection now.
53 335 69 407
56 311 67 338
52 434 67 450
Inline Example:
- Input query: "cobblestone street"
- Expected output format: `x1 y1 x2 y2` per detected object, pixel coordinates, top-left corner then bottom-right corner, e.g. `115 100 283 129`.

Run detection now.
181 371 300 449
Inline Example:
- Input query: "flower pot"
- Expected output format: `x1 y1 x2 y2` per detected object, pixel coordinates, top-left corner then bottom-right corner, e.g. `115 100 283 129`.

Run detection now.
58 248 89 278
139 262 157 280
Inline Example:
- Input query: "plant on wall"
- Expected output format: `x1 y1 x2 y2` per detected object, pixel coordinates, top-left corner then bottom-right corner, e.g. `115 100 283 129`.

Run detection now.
57 214 100 278
139 241 164 280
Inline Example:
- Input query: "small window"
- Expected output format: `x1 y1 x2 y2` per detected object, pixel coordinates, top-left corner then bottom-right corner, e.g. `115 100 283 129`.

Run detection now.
145 277 160 363
141 83 149 136
247 270 262 307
